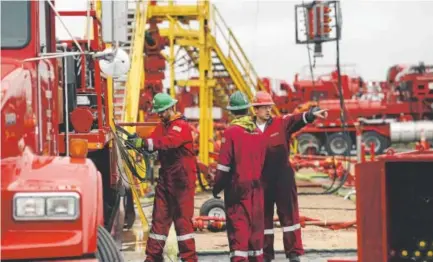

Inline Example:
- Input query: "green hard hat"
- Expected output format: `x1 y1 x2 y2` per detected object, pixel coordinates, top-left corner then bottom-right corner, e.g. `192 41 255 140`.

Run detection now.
152 93 178 113
226 91 251 111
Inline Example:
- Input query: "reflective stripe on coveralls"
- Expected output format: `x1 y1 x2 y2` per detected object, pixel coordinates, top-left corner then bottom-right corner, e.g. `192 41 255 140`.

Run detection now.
146 138 154 151
230 251 248 258
149 233 167 241
229 249 264 258
177 233 195 241
282 223 301 232
265 223 301 234
264 229 274 235
217 164 230 172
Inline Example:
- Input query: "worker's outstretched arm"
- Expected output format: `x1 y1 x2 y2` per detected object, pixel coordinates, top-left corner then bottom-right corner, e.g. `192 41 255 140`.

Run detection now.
284 106 324 136
283 112 308 136
212 132 234 198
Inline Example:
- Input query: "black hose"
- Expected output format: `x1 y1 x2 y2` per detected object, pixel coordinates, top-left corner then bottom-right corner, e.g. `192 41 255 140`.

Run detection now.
298 1 353 196
111 125 151 183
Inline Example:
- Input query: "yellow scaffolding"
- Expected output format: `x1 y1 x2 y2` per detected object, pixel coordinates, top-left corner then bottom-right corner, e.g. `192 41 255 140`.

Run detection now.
122 0 151 232
147 0 281 175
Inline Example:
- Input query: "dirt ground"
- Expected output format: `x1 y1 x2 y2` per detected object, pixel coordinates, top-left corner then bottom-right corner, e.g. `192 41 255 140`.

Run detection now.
191 187 357 252
121 172 357 261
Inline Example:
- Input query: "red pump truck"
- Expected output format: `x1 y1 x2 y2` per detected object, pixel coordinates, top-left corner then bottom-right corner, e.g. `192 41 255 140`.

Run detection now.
1 1 127 261
293 63 433 156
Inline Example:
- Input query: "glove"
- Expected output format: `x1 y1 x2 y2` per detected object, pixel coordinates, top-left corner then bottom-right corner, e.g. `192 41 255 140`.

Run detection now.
305 106 322 123
212 187 221 199
127 137 146 149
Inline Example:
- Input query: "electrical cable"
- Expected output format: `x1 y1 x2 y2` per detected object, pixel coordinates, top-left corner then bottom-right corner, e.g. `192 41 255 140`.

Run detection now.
323 2 353 195
298 0 336 195
298 0 352 196
111 124 176 262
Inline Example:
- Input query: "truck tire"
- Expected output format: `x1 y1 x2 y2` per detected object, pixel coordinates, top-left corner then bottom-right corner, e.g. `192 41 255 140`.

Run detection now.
199 198 226 232
297 133 321 155
362 131 389 155
325 132 352 156
96 225 124 262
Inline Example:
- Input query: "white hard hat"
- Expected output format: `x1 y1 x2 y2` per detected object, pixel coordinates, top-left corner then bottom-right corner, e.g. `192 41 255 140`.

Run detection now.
99 47 130 79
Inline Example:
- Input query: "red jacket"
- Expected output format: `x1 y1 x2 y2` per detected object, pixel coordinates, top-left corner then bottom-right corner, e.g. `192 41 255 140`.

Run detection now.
213 119 267 195
258 112 307 173
147 114 197 188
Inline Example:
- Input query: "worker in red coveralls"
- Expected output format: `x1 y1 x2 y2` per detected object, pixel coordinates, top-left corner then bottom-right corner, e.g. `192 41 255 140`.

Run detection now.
251 91 327 262
212 91 267 262
128 92 197 262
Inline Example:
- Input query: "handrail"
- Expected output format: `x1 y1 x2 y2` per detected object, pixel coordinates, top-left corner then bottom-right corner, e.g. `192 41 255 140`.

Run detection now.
210 4 280 116
148 1 280 115
120 0 151 232
182 46 229 106
123 0 148 133
116 1 140 122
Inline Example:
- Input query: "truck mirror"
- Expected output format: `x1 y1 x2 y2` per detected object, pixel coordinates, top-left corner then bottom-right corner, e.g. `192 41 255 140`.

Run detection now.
98 47 130 79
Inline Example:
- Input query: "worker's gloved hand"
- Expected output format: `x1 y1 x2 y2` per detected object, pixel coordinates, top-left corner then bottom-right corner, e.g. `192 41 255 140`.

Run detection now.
305 106 327 123
212 187 221 199
206 173 216 187
127 137 146 149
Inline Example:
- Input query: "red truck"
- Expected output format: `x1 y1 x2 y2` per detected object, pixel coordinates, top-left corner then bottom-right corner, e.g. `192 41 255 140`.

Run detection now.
293 63 433 155
1 1 127 261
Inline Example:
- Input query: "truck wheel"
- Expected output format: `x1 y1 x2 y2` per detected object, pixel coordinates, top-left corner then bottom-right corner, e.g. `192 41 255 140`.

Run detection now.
96 225 124 262
297 133 321 155
199 198 226 232
362 131 388 155
325 132 352 156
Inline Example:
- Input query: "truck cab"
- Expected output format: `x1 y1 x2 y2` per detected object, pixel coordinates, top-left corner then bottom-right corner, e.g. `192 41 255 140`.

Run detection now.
1 1 123 261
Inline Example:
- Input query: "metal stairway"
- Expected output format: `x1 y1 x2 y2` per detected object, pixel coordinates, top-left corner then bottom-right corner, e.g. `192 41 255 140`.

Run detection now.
182 46 234 108
176 3 280 116
112 9 136 122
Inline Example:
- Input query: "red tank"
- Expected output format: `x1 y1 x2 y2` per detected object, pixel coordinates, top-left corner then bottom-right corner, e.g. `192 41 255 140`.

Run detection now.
316 99 386 122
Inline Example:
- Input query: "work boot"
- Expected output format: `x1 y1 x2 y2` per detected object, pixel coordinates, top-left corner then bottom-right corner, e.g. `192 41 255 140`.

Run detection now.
287 253 301 262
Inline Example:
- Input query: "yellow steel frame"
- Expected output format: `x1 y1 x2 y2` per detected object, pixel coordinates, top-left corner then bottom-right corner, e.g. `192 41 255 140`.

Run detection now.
146 0 282 189
147 2 212 169
124 1 147 135
121 0 151 232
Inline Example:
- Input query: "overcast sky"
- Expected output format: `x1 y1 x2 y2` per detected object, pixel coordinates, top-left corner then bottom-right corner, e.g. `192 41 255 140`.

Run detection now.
55 0 433 85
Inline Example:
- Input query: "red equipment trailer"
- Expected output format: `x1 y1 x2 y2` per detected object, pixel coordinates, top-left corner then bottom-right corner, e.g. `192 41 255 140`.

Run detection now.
1 1 124 261
262 66 364 114
355 147 433 262
293 63 433 156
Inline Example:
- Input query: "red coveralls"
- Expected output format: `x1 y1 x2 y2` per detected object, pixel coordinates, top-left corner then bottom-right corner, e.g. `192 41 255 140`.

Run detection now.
144 114 197 262
213 120 267 262
257 112 308 260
